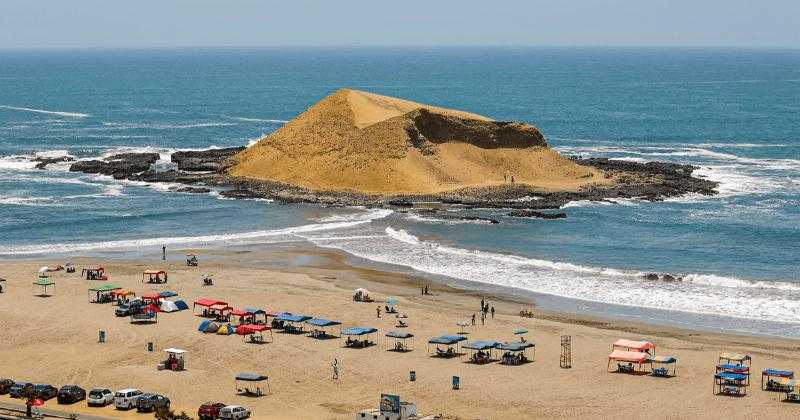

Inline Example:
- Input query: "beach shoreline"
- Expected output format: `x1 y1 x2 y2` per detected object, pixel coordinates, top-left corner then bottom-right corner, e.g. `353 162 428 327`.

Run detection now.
1 244 798 419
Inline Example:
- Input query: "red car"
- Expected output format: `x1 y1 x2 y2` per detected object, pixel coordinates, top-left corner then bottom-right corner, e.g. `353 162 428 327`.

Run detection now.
198 401 226 420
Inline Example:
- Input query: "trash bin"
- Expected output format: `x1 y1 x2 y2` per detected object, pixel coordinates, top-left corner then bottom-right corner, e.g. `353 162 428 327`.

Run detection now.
452 376 460 390
98 330 105 343
147 342 153 352
410 371 416 382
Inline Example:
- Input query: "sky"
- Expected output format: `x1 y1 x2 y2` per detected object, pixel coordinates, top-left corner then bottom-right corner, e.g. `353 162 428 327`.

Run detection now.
1 0 798 49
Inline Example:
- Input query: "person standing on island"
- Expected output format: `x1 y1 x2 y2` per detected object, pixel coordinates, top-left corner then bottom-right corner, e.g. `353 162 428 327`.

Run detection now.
491 306 495 318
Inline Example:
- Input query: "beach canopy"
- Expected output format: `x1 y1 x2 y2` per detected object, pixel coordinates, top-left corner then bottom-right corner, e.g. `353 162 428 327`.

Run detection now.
159 291 177 298
612 339 655 352
385 297 399 305
88 283 120 292
230 309 251 317
386 331 414 339
236 324 271 335
716 372 748 381
194 298 226 308
763 369 793 378
463 340 500 351
429 335 467 345
244 307 268 315
142 293 163 301
341 327 378 336
718 363 750 373
497 342 535 352
143 270 166 275
174 300 189 311
276 313 312 323
164 348 186 355
647 355 677 364
513 328 528 335
33 278 55 286
307 318 342 328
236 372 268 382
719 352 751 363
608 350 649 364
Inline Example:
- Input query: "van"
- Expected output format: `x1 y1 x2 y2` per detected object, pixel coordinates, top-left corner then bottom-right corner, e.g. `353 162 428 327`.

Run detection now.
114 388 142 410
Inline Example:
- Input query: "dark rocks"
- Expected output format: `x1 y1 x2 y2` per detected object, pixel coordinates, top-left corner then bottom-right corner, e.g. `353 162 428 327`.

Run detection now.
171 147 245 172
386 198 414 207
508 210 567 220
643 273 660 281
34 155 74 169
69 153 160 179
169 186 212 194
129 169 220 184
407 108 547 150
642 272 682 282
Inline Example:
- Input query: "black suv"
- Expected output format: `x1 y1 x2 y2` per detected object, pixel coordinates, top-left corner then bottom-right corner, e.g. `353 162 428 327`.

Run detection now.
33 384 58 400
136 393 170 412
9 382 32 398
57 385 86 404
115 299 144 317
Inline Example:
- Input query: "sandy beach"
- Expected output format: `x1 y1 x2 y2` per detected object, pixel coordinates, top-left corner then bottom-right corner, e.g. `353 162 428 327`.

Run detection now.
0 245 798 419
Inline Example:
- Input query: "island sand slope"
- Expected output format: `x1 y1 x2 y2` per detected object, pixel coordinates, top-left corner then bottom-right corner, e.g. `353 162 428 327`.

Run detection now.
229 89 605 195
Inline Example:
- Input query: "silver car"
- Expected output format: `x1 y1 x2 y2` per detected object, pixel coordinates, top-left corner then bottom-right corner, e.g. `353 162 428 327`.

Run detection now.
87 388 114 407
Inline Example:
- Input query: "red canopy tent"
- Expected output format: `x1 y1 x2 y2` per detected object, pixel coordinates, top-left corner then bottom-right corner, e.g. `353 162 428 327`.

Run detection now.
141 294 163 304
236 324 273 343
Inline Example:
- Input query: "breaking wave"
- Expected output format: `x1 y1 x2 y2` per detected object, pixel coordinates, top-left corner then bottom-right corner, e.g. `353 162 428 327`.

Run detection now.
0 105 90 118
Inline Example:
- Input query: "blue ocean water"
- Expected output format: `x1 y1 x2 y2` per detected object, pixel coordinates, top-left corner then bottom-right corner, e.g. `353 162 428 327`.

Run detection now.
1 48 798 335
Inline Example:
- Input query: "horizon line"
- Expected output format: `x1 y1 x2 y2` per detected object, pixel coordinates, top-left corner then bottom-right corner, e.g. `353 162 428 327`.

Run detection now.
1 44 799 51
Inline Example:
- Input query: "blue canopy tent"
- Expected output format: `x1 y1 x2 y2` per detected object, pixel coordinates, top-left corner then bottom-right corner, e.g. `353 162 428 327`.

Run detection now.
174 300 189 311
306 318 342 339
761 369 794 392
244 307 270 324
385 331 414 352
275 313 312 334
235 372 269 396
714 372 749 396
498 341 535 365
647 355 677 377
159 291 178 298
341 327 378 348
428 335 466 358
463 340 500 364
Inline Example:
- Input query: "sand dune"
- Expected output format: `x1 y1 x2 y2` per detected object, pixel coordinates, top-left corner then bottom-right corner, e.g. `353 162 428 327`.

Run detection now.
229 89 605 194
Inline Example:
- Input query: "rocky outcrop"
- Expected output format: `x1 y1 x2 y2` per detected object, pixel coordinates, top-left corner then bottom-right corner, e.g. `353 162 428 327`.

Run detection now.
34 155 74 169
69 153 160 179
406 108 546 150
508 210 567 219
171 146 245 172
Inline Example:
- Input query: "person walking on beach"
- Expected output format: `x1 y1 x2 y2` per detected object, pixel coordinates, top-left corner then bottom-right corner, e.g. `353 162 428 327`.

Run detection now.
480 298 485 313
471 313 476 326
490 306 495 318
480 311 486 325
376 306 381 318
331 358 339 380
161 245 166 261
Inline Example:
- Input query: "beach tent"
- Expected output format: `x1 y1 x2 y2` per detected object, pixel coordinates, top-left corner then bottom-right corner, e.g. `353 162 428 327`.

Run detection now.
647 355 678 377
612 339 656 354
341 327 378 348
32 278 55 297
385 331 414 352
236 324 274 343
715 372 749 396
198 320 212 332
159 291 178 298
217 324 235 335
87 283 121 303
498 341 535 365
463 340 501 364
244 307 270 324
174 300 189 311
306 318 342 338
427 335 466 357
762 369 794 391
607 350 650 372
719 352 751 366
276 313 312 333
235 372 269 396
81 265 107 280
161 300 180 313
716 363 751 385
162 348 186 371
142 270 168 284
203 321 222 333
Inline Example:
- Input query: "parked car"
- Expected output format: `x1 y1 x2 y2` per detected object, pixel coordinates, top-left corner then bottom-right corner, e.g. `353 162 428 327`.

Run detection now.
87 388 114 407
57 385 86 404
8 382 32 398
136 393 170 413
0 378 14 394
114 388 142 410
33 384 58 400
115 300 144 317
219 405 250 420
198 401 226 420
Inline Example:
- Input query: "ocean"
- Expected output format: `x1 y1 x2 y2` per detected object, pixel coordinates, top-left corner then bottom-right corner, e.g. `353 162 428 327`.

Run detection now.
1 47 798 336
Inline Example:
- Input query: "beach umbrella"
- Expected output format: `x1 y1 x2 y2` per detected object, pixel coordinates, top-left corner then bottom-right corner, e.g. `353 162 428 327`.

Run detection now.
38 266 50 273
386 297 399 305
513 328 528 335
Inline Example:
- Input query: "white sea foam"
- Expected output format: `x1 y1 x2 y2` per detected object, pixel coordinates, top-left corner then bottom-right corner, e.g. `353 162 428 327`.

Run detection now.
101 122 236 130
0 105 89 118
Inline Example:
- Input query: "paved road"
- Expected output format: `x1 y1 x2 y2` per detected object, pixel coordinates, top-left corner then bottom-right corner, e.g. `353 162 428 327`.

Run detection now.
0 402 111 420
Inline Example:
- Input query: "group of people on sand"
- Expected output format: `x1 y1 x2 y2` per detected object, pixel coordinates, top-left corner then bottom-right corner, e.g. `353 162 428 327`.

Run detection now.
472 298 495 326
501 351 528 365
471 350 491 364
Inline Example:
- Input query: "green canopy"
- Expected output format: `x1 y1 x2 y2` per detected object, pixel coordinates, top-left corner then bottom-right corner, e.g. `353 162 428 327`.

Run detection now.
33 279 54 286
513 328 528 335
88 283 121 292
385 297 399 305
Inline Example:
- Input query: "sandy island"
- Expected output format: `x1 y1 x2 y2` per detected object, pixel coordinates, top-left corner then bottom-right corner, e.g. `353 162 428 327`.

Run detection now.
1 245 798 419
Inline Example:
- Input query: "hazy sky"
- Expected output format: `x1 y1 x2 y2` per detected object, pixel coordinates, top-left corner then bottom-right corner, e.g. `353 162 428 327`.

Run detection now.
1 0 798 48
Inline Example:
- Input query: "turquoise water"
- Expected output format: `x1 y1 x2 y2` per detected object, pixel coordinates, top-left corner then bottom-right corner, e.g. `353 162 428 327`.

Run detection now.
1 48 798 335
